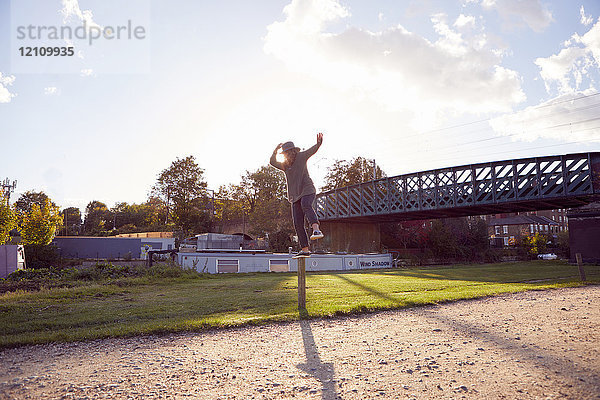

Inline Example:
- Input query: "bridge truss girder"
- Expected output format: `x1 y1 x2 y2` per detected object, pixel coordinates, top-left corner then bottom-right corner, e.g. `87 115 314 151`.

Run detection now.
316 152 600 223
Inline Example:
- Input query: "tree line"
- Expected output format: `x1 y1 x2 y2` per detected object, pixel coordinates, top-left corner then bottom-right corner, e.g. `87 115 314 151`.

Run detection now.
0 155 381 249
2 153 561 261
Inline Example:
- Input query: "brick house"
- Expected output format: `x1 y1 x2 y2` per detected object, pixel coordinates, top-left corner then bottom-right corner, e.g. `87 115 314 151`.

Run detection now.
486 212 562 247
523 209 568 233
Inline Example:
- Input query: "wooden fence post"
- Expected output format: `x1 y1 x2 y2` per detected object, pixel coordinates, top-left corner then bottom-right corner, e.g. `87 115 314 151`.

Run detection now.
298 257 306 310
575 253 587 281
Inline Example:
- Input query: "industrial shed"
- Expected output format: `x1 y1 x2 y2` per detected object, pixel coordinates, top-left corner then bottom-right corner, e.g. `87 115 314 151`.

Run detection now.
52 235 175 260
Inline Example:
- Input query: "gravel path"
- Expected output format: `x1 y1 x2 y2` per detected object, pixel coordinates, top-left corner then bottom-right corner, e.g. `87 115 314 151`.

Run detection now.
1 285 599 399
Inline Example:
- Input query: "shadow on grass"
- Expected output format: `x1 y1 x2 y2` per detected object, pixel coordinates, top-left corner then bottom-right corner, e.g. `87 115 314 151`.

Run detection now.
331 273 400 304
333 261 597 285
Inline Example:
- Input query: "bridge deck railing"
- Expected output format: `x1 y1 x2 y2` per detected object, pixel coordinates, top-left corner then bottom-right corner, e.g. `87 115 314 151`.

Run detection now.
316 152 599 222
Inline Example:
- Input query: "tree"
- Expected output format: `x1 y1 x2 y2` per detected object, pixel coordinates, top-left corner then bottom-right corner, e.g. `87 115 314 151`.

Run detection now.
465 218 490 255
321 157 386 191
422 217 489 261
214 165 293 239
109 202 130 231
151 156 211 236
436 218 481 259
231 165 292 238
533 233 549 255
381 220 428 249
15 191 54 215
231 166 287 214
240 166 289 237
20 197 63 245
182 197 213 234
556 230 569 258
83 200 110 235
214 185 246 223
521 232 549 257
0 194 17 244
60 207 82 236
249 198 287 237
426 220 458 259
145 196 168 227
268 229 295 252
104 200 171 234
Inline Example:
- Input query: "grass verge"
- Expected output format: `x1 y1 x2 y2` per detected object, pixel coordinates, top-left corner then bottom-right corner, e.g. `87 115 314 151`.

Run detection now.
0 260 598 347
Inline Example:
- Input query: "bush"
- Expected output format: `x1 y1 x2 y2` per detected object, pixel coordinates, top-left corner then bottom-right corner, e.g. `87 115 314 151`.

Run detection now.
23 245 60 268
268 229 294 252
423 218 490 262
61 261 198 281
5 267 61 282
480 248 503 263
556 231 569 258
520 233 551 258
2 261 203 290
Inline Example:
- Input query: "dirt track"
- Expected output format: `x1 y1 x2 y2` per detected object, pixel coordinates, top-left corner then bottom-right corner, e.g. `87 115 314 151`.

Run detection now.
1 285 599 399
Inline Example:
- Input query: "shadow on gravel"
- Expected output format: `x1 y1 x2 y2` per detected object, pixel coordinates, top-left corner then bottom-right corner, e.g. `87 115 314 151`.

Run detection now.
297 320 339 400
333 273 600 393
418 307 600 394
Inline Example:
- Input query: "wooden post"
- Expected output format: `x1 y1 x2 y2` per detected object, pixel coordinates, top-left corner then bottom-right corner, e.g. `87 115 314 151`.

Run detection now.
575 253 587 281
298 257 306 310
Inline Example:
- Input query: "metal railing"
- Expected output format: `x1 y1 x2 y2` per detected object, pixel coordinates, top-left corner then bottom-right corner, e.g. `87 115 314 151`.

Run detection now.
316 152 600 222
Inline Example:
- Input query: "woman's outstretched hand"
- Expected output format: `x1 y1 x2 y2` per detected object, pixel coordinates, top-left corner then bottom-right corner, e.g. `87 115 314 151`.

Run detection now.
317 132 323 145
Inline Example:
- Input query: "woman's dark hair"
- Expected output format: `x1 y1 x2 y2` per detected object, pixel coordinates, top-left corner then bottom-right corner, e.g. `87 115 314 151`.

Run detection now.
282 148 299 170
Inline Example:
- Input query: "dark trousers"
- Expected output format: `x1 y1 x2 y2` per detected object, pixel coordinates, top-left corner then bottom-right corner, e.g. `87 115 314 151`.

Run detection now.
292 193 319 248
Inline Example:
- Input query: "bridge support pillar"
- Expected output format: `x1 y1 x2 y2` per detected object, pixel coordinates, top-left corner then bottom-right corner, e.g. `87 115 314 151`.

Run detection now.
568 202 600 263
318 221 381 253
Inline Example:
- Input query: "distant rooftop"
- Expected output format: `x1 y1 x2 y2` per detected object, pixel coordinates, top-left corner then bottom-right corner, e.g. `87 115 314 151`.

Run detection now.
115 232 173 238
488 215 558 226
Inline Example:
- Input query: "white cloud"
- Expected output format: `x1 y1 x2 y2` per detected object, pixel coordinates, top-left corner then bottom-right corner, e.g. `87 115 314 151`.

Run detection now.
264 0 525 126
61 0 100 61
0 72 16 103
61 0 101 30
80 68 95 77
481 0 553 32
580 6 594 26
272 0 350 35
44 87 59 96
490 11 600 144
490 91 600 142
535 19 600 94
535 47 589 93
454 14 477 29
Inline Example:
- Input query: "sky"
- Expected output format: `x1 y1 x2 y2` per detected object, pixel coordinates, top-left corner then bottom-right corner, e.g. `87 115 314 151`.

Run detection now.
1 0 600 212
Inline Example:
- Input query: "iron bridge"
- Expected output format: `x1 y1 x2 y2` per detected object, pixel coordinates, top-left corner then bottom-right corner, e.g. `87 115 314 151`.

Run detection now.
315 152 600 222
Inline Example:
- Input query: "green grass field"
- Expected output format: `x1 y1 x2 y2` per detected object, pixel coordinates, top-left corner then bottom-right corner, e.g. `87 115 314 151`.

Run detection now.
0 260 598 347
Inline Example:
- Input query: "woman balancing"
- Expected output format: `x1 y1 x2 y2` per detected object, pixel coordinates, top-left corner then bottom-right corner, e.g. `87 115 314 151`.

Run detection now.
270 132 324 257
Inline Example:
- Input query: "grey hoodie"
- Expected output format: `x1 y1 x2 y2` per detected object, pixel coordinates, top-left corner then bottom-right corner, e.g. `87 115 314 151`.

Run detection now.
270 143 321 203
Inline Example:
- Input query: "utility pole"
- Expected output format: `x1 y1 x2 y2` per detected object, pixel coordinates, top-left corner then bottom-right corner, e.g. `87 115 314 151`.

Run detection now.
1 178 17 205
164 187 171 224
205 188 215 216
